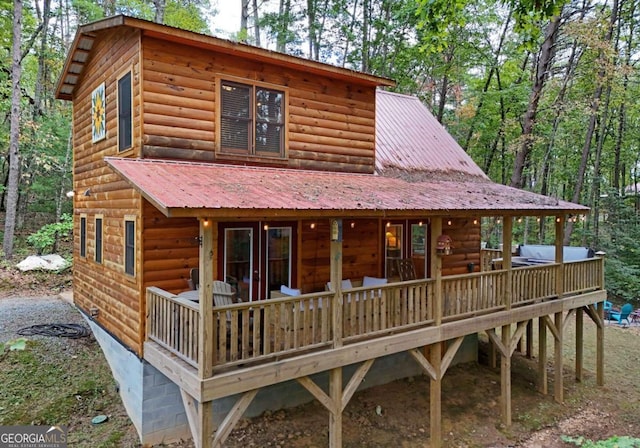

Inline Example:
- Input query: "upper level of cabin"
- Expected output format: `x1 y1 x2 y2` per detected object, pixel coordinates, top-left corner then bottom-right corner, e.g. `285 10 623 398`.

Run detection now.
55 15 395 175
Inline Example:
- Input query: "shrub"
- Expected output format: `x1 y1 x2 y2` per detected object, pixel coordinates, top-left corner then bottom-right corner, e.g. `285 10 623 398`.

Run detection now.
26 213 73 255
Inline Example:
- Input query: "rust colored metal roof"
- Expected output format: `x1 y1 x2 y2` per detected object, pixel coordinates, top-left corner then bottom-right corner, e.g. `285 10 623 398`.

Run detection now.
376 90 488 179
105 158 587 219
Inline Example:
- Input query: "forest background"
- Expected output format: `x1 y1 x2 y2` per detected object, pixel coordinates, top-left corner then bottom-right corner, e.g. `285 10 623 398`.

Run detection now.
2 0 639 304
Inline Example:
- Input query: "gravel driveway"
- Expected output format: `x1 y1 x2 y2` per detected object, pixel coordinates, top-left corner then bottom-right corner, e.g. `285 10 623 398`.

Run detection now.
0 294 86 344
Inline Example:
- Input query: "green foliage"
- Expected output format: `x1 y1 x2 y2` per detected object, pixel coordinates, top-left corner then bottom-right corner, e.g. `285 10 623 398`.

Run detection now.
26 214 73 256
561 435 640 447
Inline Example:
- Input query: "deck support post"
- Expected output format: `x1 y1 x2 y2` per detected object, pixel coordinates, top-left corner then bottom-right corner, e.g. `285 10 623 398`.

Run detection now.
408 338 463 448
575 307 584 382
555 215 565 299
538 316 547 395
486 322 527 427
583 302 605 386
596 302 605 386
429 342 443 448
329 367 343 448
501 324 511 426
554 311 564 402
526 320 533 358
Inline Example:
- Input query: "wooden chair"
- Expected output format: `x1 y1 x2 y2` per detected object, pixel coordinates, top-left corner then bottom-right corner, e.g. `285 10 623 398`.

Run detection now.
213 280 235 307
396 259 417 281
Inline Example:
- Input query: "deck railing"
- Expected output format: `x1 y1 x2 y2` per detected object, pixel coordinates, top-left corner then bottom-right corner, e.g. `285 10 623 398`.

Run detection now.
145 257 604 373
147 286 200 368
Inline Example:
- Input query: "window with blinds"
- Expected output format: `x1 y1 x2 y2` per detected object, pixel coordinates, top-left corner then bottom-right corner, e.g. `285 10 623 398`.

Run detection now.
220 80 284 156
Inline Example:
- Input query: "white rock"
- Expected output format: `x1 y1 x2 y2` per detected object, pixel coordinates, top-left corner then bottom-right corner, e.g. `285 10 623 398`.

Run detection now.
16 254 69 271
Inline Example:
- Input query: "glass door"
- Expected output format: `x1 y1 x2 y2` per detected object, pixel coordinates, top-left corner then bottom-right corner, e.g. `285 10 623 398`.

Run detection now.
385 224 403 279
265 227 292 297
411 222 427 279
224 227 254 302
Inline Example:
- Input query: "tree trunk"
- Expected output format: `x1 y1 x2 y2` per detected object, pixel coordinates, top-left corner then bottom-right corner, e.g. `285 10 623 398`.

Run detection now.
510 13 562 189
33 0 50 117
362 0 370 72
564 0 619 245
240 0 249 41
153 0 166 24
252 0 261 46
462 8 512 151
4 0 23 260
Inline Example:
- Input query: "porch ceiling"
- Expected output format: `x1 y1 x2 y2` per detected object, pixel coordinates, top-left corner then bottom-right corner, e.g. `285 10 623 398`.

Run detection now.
105 157 589 219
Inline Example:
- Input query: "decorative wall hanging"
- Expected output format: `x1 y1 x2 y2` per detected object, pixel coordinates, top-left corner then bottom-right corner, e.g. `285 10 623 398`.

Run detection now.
92 83 106 142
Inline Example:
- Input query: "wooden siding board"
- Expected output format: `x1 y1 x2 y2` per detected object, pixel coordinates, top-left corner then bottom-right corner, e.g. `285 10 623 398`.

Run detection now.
139 36 376 172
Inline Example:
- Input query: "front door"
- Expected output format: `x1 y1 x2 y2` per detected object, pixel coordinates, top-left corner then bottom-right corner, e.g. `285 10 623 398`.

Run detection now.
264 225 294 298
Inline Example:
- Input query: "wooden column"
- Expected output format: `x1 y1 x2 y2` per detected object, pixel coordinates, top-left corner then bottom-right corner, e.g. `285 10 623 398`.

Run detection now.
596 301 605 386
197 217 214 448
555 216 565 298
526 320 533 358
330 219 343 348
429 342 443 448
329 367 343 448
575 307 584 382
502 216 513 310
554 311 564 403
431 218 443 325
501 324 512 426
538 317 547 395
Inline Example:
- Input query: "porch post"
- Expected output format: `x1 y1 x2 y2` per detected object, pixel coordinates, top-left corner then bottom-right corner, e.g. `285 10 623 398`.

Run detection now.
502 216 513 310
330 218 343 348
501 324 512 426
430 217 443 325
329 367 343 448
198 217 214 448
555 215 565 298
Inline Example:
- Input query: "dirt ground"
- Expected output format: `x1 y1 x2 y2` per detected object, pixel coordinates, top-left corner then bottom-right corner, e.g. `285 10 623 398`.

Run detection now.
1 267 639 447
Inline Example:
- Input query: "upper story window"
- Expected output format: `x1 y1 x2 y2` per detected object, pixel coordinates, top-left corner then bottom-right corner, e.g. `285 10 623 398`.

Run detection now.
118 71 132 152
220 80 284 157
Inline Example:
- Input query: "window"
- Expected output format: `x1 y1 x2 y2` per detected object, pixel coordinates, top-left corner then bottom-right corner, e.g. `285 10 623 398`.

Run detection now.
118 71 132 152
80 216 87 258
95 217 103 264
125 219 135 276
220 80 284 157
266 227 292 293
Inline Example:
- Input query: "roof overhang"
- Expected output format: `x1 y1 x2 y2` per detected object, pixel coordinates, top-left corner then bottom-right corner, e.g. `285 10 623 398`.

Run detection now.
56 15 395 100
104 158 589 219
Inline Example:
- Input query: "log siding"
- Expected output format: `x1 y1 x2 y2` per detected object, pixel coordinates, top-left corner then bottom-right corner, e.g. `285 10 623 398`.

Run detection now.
72 27 144 354
140 36 376 172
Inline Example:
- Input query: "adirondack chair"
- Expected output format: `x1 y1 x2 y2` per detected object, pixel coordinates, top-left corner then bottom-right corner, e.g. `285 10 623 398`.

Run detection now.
608 303 633 326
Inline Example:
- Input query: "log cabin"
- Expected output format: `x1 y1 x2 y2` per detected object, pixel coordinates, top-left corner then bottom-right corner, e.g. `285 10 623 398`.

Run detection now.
55 15 607 448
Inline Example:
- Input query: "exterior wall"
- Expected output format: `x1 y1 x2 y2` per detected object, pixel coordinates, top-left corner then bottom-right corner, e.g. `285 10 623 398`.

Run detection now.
140 36 376 173
72 27 145 354
441 218 481 276
142 201 199 294
300 219 382 293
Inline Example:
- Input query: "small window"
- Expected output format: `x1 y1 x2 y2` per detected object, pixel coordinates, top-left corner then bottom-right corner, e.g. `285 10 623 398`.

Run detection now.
118 71 132 152
80 216 87 258
220 80 284 157
95 217 103 264
125 219 135 276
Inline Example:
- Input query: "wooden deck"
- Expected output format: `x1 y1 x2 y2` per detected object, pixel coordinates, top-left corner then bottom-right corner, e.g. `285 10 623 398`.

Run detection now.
143 257 606 447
